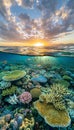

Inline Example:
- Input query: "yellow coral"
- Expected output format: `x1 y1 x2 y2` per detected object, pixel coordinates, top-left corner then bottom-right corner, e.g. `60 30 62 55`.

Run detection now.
19 117 34 130
34 101 71 127
2 70 26 81
40 84 70 110
30 87 41 99
1 85 17 96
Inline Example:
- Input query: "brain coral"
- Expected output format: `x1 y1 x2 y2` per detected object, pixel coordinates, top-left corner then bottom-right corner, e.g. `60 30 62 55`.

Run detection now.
34 101 71 127
2 70 26 81
30 87 41 99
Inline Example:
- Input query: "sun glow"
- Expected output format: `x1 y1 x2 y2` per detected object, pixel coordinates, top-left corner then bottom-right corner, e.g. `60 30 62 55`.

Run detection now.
34 42 44 47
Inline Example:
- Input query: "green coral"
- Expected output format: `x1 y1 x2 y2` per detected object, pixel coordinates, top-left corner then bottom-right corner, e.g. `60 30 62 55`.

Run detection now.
2 70 26 81
0 71 9 81
56 79 70 88
63 75 72 81
1 86 17 96
39 83 70 110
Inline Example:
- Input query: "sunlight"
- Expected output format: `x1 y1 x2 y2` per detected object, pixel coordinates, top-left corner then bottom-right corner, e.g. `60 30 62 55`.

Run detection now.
34 42 44 47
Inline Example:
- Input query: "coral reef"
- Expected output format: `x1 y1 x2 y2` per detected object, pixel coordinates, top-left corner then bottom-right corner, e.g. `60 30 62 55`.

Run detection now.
2 70 26 81
30 87 41 99
33 83 74 128
19 92 32 104
56 79 70 88
19 117 34 130
63 75 72 81
0 56 74 130
31 75 47 84
34 101 71 127
0 81 11 89
1 85 17 96
6 94 18 105
44 83 71 110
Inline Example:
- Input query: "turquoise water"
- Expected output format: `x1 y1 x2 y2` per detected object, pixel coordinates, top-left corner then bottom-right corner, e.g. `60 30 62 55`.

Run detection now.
0 52 74 71
0 51 74 130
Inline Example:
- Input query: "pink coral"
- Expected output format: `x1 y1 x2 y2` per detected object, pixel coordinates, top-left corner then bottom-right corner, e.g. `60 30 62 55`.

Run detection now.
19 92 32 104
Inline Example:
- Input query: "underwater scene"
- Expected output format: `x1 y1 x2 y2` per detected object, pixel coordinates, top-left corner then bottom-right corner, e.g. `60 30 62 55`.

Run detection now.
0 48 74 130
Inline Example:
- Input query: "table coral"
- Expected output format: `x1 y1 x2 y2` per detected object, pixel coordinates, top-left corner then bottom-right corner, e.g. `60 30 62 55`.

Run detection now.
34 101 71 127
2 70 26 81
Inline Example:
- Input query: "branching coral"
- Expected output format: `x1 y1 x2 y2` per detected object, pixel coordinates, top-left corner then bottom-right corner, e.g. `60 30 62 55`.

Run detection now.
1 86 17 96
40 83 71 110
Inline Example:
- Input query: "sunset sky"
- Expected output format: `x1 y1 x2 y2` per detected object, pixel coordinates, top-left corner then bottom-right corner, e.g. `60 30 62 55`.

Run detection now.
0 0 74 46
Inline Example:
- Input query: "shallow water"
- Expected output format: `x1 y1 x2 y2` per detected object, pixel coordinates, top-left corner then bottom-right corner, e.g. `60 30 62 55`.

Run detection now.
0 48 74 130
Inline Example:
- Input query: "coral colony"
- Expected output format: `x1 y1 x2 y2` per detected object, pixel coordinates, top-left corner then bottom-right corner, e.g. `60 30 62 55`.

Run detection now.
0 58 74 130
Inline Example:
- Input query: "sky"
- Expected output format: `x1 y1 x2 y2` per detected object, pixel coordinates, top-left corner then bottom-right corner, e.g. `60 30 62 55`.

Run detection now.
0 0 74 46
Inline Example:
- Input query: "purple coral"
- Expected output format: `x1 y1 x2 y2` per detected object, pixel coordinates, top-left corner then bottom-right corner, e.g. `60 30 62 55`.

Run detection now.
19 92 32 104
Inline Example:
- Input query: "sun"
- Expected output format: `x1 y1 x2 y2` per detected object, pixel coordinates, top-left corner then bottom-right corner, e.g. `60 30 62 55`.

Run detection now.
34 42 44 47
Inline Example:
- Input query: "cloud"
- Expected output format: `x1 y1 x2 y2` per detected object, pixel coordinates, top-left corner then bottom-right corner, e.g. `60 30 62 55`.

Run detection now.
15 0 34 8
19 13 30 22
0 0 74 44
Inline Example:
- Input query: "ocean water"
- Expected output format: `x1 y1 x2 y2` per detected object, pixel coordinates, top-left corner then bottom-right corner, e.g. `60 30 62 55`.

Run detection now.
0 46 74 130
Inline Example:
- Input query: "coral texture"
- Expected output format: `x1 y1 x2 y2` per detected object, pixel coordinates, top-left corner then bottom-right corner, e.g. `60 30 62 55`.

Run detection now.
2 70 26 81
34 101 71 127
19 92 32 104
